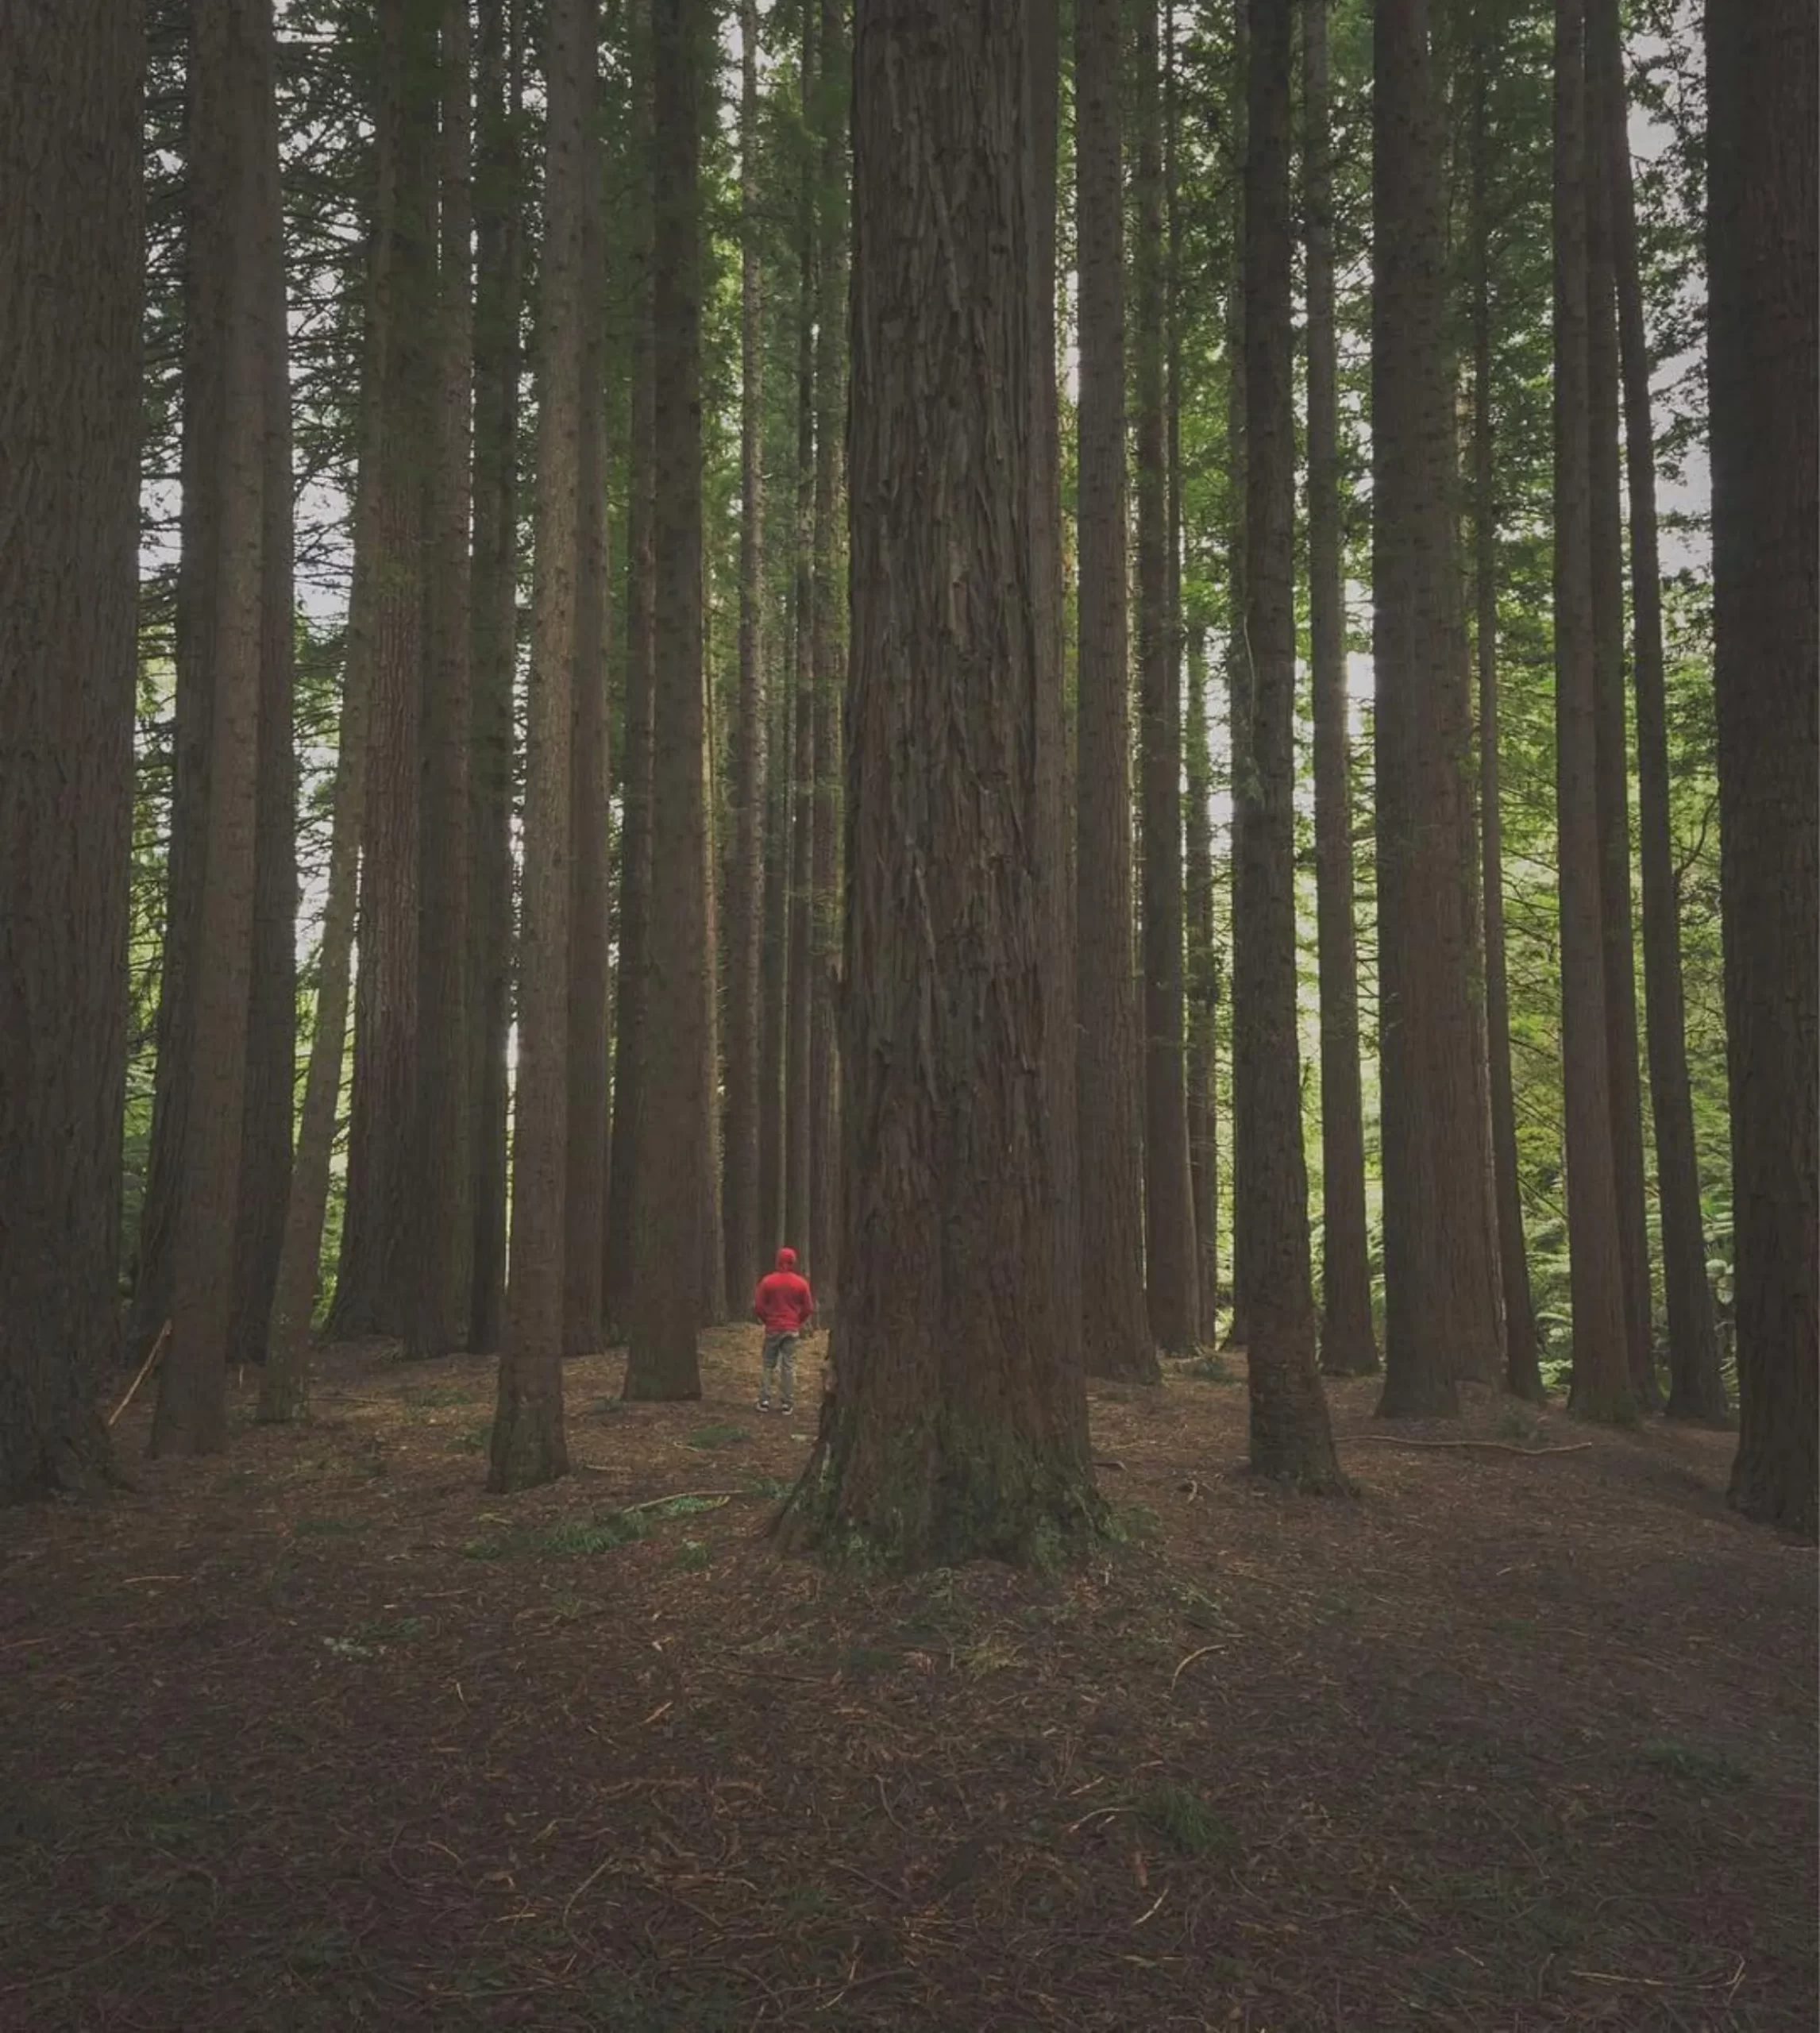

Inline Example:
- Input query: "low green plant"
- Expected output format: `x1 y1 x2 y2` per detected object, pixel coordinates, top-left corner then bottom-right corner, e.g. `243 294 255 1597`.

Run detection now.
1136 1783 1234 1858
673 1538 711 1572
1638 1741 1750 1791
687 1422 750 1450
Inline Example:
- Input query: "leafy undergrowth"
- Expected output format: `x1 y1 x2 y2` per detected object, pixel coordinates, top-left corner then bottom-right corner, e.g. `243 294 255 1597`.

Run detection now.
0 1330 1812 2031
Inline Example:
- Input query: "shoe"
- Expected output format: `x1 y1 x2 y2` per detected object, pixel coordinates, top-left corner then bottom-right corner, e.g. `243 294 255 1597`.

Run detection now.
756 1398 771 1413
779 1401 793 1415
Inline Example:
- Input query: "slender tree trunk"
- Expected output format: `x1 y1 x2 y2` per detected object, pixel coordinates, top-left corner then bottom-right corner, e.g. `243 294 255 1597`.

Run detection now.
782 0 818 1263
624 0 708 1401
490 0 593 1491
698 655 726 1325
1074 0 1157 1383
782 0 1099 1567
565 41 611 1358
1552 0 1633 1425
0 0 140 1498
1371 0 1504 1418
1583 11 1653 1407
152 0 274 1454
1184 622 1220 1335
1594 0 1725 1424
1470 14 1544 1403
333 0 436 1341
1136 0 1198 1355
757 669 790 1260
407 0 477 1360
1304 0 1377 1379
468 0 523 1357
807 0 847 1310
1235 0 1345 1486
604 0 656 1339
1707 0 1818 1535
722 0 768 1311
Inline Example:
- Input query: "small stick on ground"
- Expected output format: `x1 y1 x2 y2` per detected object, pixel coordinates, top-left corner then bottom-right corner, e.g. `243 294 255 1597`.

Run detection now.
1355 1437 1593 1456
108 1321 172 1428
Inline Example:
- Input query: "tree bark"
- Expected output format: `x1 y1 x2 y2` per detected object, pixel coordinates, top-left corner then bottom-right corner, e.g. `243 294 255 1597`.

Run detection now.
782 0 1099 1567
0 0 139 1499
1707 0 1818 1535
1235 0 1345 1487
1594 0 1725 1424
1136 0 1199 1356
1583 3 1653 1407
758 671 791 1260
721 0 768 1311
407 0 477 1360
1074 0 1157 1383
490 0 593 1491
1304 0 1377 1379
1371 0 1504 1418
467 0 524 1356
1552 0 1633 1425
1469 6 1544 1404
623 0 708 1402
603 0 655 1341
565 38 611 1358
1184 623 1220 1337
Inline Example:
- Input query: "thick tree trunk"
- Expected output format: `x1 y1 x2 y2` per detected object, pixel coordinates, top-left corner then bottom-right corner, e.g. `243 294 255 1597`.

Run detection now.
490 0 593 1491
807 0 847 1310
1470 23 1544 1404
564 44 611 1358
603 0 655 1341
467 0 524 1357
333 0 436 1341
0 0 139 1499
623 0 708 1402
152 0 276 1454
1074 0 1157 1383
1707 0 1818 1535
1594 0 1726 1424
721 0 768 1313
1371 0 1503 1418
1584 20 1653 1407
1303 0 1377 1379
1552 0 1633 1425
1236 0 1344 1487
1136 0 1198 1356
407 0 477 1360
782 0 1099 1567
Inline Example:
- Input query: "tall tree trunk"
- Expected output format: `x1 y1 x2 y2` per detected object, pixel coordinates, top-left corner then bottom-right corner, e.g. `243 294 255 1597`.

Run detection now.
1595 0 1725 1425
1371 0 1504 1418
1236 0 1345 1486
1552 0 1633 1424
624 0 708 1402
1074 0 1157 1383
722 0 768 1310
782 0 1099 1567
565 38 611 1357
407 0 477 1360
152 0 275 1454
333 0 436 1341
0 0 140 1498
467 0 524 1357
1470 6 1544 1403
1304 0 1377 1379
698 654 726 1324
1583 12 1653 1406
603 0 655 1341
782 0 818 1263
757 671 791 1260
1136 0 1199 1355
490 0 593 1490
1707 0 1818 1535
1184 622 1220 1336
807 0 847 1310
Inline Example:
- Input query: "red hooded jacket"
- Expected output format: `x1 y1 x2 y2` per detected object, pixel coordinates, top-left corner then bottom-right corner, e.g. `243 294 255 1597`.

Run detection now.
754 1248 815 1335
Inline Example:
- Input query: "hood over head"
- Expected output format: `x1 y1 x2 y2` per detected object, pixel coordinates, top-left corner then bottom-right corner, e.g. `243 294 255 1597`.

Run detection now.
775 1247 797 1271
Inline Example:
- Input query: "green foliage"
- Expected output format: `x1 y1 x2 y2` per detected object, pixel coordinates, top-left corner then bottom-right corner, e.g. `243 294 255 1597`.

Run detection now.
686 1423 750 1450
1136 1784 1235 1859
1637 1741 1750 1792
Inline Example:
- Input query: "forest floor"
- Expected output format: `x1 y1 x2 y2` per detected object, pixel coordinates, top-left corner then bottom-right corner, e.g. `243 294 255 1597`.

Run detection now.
0 1330 1813 2033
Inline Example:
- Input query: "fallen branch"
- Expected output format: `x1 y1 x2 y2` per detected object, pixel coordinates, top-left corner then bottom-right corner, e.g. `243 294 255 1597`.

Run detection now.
108 1321 172 1428
617 1490 746 1514
1354 1436 1593 1456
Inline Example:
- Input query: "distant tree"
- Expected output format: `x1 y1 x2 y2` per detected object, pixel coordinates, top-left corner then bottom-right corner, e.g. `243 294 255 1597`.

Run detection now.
1707 0 1817 1535
490 0 595 1489
0 0 141 1499
784 0 1099 1564
1074 0 1158 1383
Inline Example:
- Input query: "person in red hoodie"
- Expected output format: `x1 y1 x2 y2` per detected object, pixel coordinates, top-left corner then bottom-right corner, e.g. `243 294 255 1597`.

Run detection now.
752 1246 815 1413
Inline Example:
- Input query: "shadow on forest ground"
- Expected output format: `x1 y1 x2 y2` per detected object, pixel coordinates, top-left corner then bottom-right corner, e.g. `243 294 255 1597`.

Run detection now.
0 1329 1813 2031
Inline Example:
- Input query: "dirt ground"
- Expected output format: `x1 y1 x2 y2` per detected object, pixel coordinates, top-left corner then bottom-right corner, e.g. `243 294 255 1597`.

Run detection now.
0 1328 1812 2031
